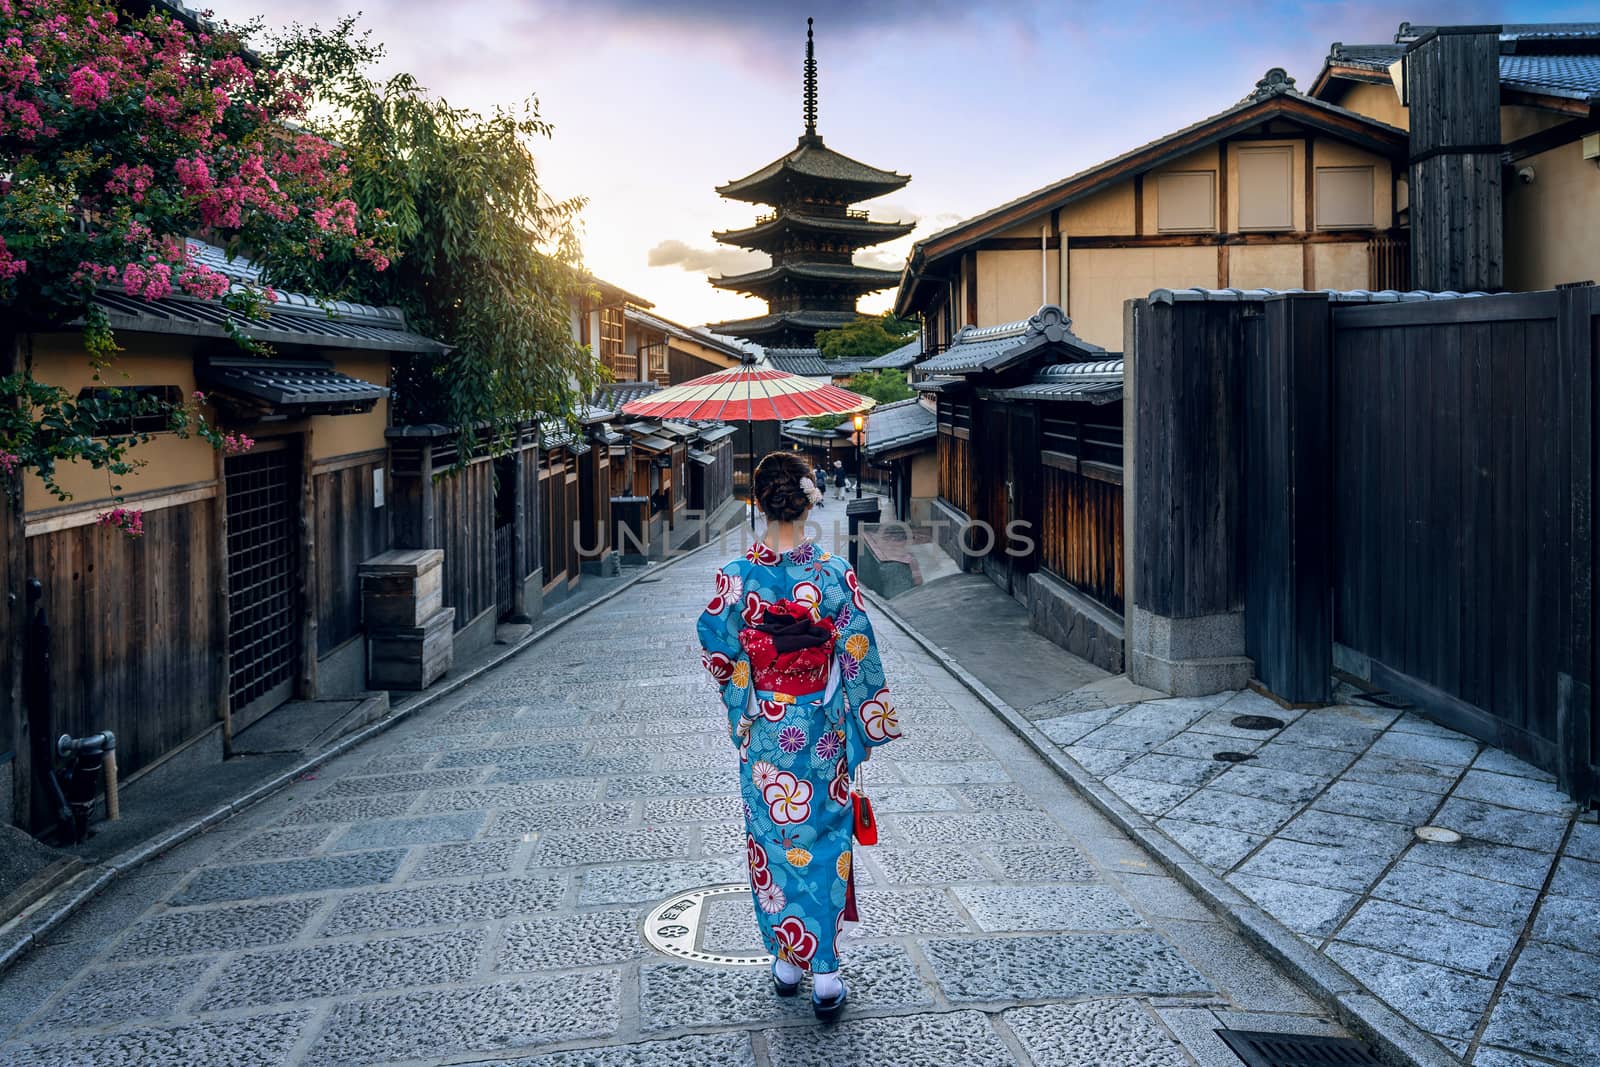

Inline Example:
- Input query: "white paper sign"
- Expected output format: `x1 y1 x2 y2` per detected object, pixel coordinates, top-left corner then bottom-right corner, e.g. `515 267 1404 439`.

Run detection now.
373 466 385 508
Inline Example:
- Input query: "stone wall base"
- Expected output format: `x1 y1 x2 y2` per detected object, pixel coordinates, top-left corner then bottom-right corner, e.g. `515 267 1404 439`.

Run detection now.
1026 570 1125 674
1128 605 1252 696
316 635 367 698
451 603 499 664
929 499 981 573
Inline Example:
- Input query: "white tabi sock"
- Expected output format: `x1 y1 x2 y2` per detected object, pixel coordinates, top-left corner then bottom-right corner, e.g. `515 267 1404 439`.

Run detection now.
812 970 843 1000
772 958 803 986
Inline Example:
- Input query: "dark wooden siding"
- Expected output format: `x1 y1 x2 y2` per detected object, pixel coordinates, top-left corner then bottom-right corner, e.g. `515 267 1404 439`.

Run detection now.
313 454 388 654
1041 464 1124 612
1133 301 1246 618
432 458 495 629
1242 296 1333 704
27 498 222 780
1331 288 1598 798
936 430 975 516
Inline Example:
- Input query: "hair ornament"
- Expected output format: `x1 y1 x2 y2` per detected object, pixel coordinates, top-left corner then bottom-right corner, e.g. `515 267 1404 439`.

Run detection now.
799 477 824 506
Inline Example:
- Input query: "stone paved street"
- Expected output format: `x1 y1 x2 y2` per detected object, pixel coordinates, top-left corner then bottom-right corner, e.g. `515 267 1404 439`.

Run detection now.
1031 690 1600 1066
0 530 1349 1066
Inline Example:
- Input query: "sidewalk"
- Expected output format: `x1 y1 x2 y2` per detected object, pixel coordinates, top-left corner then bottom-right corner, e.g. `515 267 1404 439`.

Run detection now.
0 522 1361 1066
881 571 1600 1067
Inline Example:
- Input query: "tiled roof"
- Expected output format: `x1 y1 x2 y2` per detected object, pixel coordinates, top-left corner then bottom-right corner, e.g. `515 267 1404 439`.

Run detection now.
717 136 909 204
89 289 447 355
624 307 744 358
705 309 859 340
590 380 661 412
781 419 852 444
762 349 872 378
711 260 900 293
861 337 922 370
196 357 387 416
864 398 935 456
1145 287 1490 304
714 212 915 249
917 306 1105 377
985 360 1125 405
1500 52 1600 100
1320 23 1600 101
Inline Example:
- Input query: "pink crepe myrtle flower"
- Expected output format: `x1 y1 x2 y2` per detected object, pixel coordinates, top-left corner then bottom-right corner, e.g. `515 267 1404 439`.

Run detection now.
96 507 144 537
0 450 20 475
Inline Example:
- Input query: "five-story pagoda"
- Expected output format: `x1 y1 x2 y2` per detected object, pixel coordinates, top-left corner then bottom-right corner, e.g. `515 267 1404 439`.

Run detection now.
708 19 912 347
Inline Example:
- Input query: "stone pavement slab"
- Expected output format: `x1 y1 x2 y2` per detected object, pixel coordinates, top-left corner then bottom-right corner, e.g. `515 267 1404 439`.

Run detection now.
0 528 1354 1067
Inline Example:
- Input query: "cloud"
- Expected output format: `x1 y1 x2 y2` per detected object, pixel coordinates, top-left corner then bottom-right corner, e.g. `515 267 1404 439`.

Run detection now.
647 240 765 275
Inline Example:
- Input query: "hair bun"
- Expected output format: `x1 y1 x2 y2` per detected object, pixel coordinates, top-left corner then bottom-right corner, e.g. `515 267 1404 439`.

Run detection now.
752 451 815 522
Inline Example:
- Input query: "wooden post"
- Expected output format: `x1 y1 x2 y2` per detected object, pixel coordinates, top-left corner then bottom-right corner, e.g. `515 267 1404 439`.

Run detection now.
1128 295 1253 695
1 329 26 826
298 432 318 699
1242 293 1333 704
214 443 233 753
1405 28 1504 291
1555 284 1596 800
510 439 529 621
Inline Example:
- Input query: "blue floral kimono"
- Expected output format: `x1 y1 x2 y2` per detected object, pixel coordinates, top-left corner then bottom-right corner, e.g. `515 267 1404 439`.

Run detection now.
697 541 900 973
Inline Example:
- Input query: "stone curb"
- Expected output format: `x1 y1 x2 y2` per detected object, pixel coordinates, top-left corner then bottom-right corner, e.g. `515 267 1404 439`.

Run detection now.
0 538 724 979
862 588 1463 1067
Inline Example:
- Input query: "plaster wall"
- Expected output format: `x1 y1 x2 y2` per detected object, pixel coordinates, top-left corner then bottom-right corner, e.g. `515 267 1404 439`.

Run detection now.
1505 138 1600 292
1314 241 1372 290
1067 246 1216 350
1229 244 1306 290
976 249 1059 327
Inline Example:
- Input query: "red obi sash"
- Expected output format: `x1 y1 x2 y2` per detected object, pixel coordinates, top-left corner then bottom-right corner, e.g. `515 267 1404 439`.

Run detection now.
738 599 836 694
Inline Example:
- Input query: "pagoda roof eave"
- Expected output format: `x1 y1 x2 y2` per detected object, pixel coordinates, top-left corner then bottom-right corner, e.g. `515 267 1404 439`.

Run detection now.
706 309 860 339
709 260 901 292
713 213 916 250
716 136 910 205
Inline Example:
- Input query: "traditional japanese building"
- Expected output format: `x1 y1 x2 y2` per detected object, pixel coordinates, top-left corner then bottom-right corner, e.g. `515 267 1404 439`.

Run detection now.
707 19 912 347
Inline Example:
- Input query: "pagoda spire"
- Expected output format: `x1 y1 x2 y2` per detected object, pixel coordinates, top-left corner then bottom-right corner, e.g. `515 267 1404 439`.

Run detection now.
803 17 818 140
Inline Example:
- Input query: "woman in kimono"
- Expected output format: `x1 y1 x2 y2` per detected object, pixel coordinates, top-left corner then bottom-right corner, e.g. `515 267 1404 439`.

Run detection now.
697 451 901 1020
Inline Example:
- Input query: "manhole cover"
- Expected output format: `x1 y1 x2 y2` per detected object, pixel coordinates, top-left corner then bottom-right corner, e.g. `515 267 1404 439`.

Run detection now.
642 884 770 967
1231 715 1287 731
1213 750 1258 763
1414 825 1462 844
1215 1028 1382 1066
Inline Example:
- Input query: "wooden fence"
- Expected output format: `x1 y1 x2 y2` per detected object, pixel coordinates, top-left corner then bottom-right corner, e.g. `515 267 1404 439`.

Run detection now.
1134 285 1599 803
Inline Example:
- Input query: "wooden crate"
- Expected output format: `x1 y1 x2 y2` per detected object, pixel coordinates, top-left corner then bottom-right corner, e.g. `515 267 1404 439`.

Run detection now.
359 549 444 630
368 607 455 690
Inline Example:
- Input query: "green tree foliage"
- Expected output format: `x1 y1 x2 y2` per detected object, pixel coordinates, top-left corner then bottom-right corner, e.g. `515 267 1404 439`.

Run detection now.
267 20 594 438
814 314 918 361
805 369 915 431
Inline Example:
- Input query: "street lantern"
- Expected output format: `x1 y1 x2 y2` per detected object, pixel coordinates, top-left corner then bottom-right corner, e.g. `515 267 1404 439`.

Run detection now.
852 413 865 499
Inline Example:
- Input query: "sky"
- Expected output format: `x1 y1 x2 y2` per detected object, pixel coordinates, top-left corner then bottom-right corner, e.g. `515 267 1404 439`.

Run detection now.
220 0 1592 331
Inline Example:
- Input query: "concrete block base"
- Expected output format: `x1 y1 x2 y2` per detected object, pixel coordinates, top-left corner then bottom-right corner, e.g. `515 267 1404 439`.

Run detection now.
316 635 367 698
520 569 545 623
1025 570 1125 674
858 532 917 600
1128 605 1252 696
581 551 622 578
450 604 497 664
929 499 982 574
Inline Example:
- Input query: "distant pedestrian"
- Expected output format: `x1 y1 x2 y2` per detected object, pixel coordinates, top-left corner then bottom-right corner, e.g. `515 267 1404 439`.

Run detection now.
811 464 826 508
697 451 901 1020
831 459 847 499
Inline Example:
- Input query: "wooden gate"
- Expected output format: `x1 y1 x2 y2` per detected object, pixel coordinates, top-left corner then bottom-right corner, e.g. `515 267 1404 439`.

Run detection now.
977 404 1013 593
1007 403 1042 596
224 441 299 729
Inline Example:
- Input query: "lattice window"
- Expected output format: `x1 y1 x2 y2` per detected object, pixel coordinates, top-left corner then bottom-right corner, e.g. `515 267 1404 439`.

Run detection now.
225 448 297 713
601 307 634 379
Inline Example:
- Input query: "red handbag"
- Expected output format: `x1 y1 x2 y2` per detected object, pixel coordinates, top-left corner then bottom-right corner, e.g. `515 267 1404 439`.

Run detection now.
852 767 878 846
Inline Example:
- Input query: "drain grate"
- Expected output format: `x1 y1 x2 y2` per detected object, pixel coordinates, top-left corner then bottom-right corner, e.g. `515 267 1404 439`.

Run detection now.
1230 714 1287 731
1216 1029 1382 1066
1213 750 1258 763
